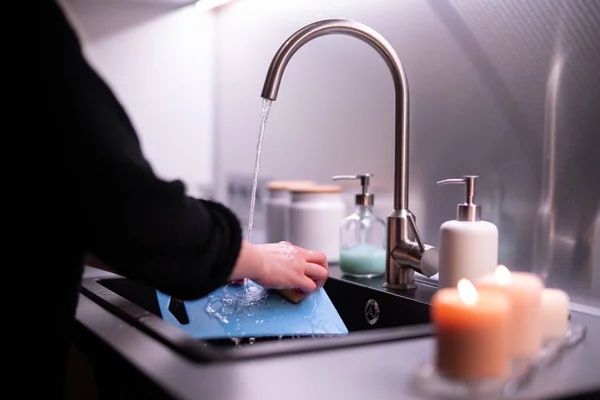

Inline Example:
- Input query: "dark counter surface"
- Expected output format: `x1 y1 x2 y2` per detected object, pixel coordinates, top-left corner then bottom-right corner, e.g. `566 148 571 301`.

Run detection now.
76 266 600 400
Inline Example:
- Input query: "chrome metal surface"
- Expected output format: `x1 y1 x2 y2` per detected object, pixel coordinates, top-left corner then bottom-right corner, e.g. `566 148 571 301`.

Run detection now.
364 299 380 325
261 19 409 211
387 210 440 289
438 175 482 221
332 173 375 206
261 19 438 290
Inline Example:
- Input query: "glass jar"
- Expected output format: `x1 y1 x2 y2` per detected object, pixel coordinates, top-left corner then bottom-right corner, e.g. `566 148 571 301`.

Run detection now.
339 204 387 277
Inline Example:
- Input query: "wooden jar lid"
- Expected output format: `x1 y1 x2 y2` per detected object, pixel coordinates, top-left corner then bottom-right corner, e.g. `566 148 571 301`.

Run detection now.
266 180 316 191
289 184 343 194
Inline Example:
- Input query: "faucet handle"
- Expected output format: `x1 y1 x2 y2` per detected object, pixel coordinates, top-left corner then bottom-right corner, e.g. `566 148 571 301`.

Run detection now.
416 245 439 277
405 213 439 277
392 241 439 278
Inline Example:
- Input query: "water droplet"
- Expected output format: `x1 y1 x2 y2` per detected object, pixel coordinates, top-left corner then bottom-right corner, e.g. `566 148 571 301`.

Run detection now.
204 280 270 333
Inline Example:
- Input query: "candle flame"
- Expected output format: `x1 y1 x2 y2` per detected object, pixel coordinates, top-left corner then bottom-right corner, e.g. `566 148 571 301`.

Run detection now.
495 264 512 285
457 279 478 306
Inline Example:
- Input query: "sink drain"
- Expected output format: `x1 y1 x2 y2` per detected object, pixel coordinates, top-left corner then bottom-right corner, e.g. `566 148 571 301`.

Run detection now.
364 299 380 325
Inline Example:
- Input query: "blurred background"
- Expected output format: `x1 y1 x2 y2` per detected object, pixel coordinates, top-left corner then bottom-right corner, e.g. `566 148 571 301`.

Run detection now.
59 0 599 308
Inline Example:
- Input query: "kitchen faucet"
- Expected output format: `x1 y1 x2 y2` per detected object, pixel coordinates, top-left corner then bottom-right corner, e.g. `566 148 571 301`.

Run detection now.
261 19 439 289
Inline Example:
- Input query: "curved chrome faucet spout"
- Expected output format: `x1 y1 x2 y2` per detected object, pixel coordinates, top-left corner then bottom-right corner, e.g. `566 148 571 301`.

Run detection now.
261 19 409 210
261 19 438 290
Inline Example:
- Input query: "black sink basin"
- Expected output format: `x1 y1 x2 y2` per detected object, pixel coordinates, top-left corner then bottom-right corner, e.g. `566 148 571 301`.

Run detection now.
80 266 436 363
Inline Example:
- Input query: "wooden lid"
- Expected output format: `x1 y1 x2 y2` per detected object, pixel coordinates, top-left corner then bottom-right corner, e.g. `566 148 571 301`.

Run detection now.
266 180 316 191
289 184 343 194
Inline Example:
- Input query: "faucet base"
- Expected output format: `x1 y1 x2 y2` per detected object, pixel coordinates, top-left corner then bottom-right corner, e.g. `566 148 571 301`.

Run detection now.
383 282 417 290
385 209 417 289
385 209 439 289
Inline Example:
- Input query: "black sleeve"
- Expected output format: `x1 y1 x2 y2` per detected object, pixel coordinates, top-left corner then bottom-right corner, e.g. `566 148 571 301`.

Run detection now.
46 0 242 300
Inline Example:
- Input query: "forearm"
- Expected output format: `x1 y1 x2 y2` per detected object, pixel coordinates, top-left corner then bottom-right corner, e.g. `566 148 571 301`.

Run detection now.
88 198 243 300
228 240 265 281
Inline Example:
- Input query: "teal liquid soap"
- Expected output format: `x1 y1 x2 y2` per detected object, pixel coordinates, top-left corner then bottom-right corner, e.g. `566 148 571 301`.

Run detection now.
339 244 386 277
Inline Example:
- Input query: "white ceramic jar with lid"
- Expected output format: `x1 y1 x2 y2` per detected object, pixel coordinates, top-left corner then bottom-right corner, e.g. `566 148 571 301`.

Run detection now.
288 184 347 263
264 180 315 243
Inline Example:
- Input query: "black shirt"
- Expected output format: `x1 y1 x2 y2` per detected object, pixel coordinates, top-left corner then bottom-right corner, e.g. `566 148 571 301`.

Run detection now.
41 1 242 395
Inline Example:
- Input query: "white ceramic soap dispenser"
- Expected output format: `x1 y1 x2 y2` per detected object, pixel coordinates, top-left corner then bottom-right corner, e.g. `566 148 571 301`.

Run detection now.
437 175 498 289
332 174 387 278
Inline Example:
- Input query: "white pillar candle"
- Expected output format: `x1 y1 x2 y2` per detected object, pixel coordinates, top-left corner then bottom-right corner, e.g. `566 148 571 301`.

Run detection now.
540 288 570 340
476 265 544 359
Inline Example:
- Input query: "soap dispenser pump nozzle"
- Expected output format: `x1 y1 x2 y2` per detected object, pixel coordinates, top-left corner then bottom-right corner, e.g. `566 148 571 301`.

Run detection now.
332 173 374 206
437 175 481 221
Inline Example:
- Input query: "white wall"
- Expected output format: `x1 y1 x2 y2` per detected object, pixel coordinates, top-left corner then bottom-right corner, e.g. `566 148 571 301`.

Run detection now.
58 0 216 197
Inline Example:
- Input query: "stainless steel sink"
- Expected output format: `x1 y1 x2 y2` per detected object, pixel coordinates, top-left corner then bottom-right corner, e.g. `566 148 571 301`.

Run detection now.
80 266 435 363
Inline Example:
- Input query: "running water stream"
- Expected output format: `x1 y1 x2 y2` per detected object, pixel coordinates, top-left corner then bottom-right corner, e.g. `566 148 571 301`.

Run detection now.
246 98 272 242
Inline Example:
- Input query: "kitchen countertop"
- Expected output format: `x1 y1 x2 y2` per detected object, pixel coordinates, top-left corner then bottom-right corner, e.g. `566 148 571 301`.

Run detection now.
76 266 600 400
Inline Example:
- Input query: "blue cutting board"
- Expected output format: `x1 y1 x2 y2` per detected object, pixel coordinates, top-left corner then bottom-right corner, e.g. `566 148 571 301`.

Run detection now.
156 280 348 339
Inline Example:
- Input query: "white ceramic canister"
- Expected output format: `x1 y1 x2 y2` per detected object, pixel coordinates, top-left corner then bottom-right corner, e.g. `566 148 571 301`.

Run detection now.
288 184 347 263
265 180 315 243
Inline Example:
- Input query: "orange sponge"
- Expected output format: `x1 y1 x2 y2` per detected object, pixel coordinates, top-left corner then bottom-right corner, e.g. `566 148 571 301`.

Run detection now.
274 288 311 304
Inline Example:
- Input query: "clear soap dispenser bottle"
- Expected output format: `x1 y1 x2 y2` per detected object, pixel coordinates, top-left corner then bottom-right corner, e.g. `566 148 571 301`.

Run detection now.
437 175 499 289
332 174 387 277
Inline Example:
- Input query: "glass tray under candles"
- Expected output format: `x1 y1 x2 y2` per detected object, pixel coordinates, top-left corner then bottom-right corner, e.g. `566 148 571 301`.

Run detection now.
410 322 586 399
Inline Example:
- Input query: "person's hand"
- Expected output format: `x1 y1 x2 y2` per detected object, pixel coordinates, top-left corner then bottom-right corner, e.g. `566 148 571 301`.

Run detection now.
253 242 328 292
229 241 328 293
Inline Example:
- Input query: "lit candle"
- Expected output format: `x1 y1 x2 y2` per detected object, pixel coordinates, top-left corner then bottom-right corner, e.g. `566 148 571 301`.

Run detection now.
431 279 511 381
476 265 544 359
540 288 570 341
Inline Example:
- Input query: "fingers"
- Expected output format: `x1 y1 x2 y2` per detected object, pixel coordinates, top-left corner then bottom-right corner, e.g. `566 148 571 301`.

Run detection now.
311 276 326 289
297 276 318 293
291 245 328 267
303 262 329 281
304 250 328 268
305 262 328 289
